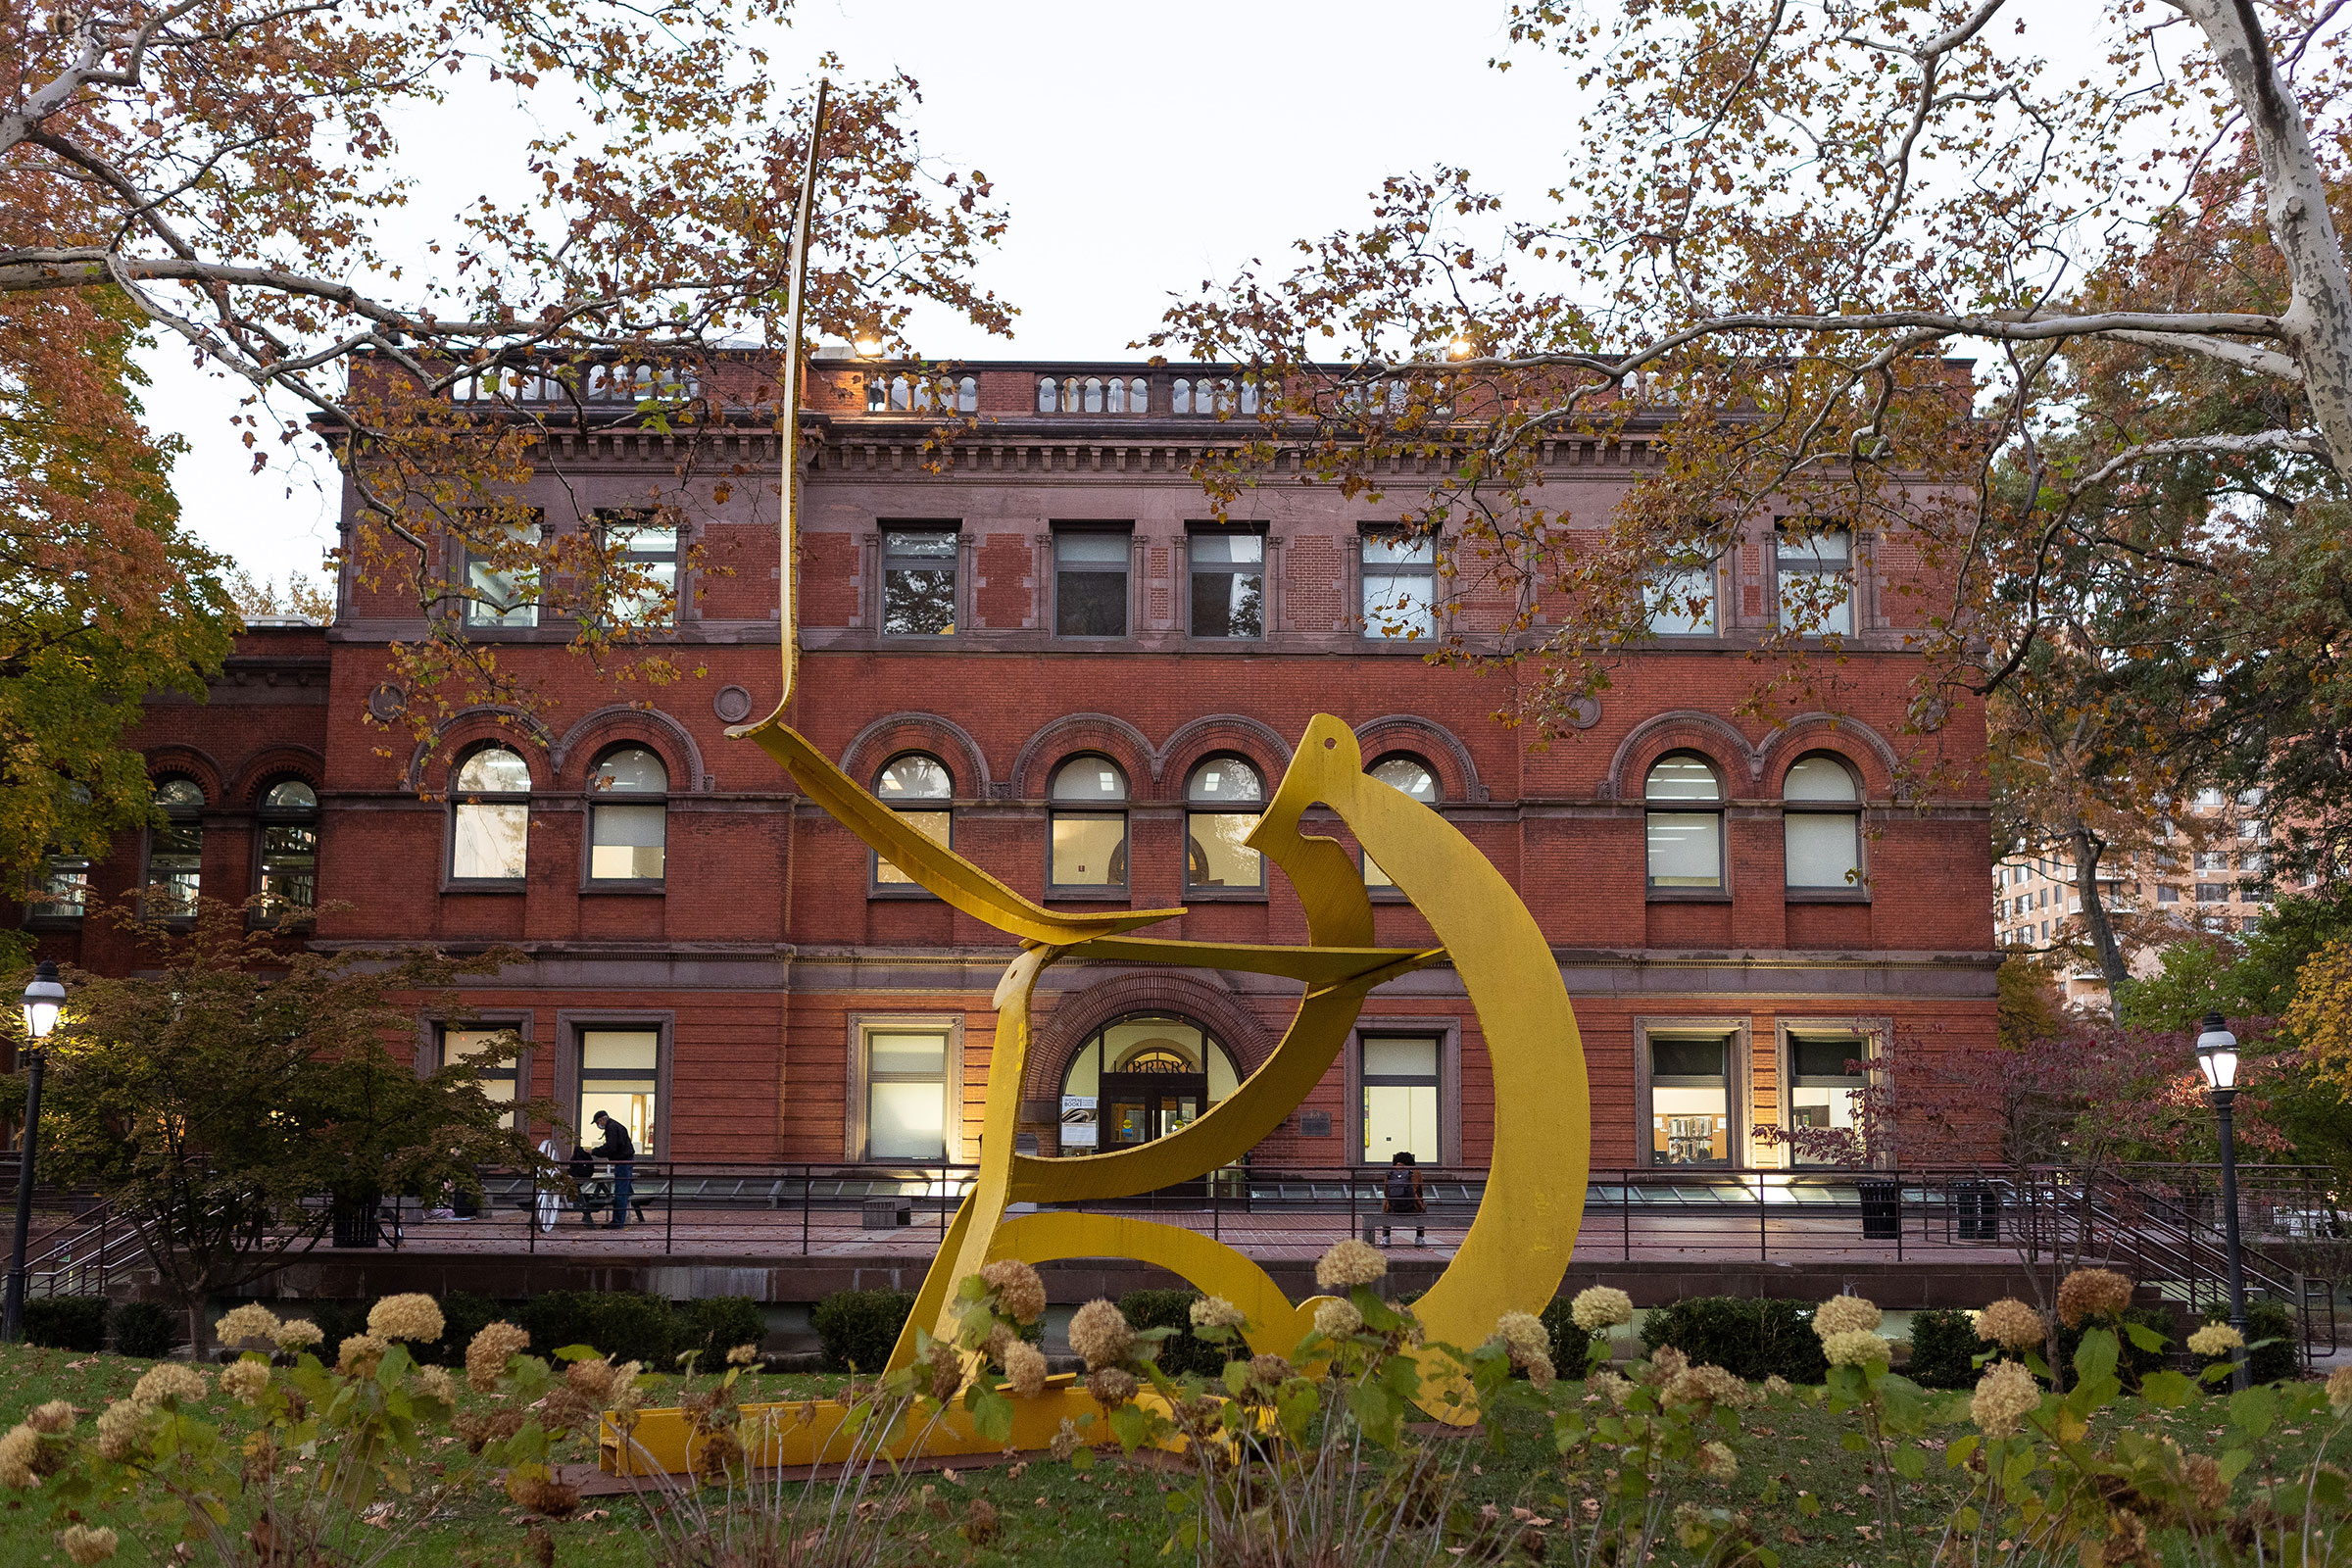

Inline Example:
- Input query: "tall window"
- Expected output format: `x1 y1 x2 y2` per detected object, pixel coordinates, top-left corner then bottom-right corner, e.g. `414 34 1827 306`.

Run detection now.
600 514 679 627
1185 757 1264 891
865 1027 950 1160
1361 1035 1441 1164
451 745 530 882
1644 755 1724 891
1049 756 1128 890
1189 529 1264 638
1783 754 1862 892
1775 524 1853 635
881 527 958 636
255 779 318 924
1361 532 1437 639
578 1029 658 1156
463 516 542 628
588 746 666 882
1644 560 1717 635
873 753 953 887
1788 1033 1869 1164
442 1026 521 1130
1649 1034 1732 1166
146 777 205 917
1054 529 1130 637
25 853 89 923
1363 756 1438 888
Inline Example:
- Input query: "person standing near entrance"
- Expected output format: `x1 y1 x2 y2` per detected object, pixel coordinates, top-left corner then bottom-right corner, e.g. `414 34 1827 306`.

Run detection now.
1381 1151 1426 1247
591 1110 636 1227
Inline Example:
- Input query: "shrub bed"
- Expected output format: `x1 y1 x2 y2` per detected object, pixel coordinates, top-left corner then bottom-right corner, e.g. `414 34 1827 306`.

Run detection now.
812 1289 914 1373
1641 1296 1829 1383
111 1299 175 1357
1904 1308 1982 1389
23 1297 106 1352
2200 1298 2300 1387
1118 1290 1230 1378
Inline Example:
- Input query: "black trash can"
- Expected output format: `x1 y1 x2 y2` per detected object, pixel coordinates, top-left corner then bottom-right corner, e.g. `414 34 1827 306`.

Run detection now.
329 1197 379 1249
1955 1181 2001 1241
1858 1179 1900 1241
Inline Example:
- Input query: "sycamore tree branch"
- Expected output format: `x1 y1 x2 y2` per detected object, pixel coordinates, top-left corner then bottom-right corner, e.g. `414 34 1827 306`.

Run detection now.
2173 0 2352 469
0 0 209 158
2096 328 2305 379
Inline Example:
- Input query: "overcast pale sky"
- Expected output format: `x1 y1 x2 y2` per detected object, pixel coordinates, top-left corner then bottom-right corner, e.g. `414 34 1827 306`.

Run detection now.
139 0 2118 592
143 1 1596 589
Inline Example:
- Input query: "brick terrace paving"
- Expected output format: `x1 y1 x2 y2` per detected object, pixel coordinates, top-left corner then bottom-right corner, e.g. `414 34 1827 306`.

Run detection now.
369 1204 2008 1267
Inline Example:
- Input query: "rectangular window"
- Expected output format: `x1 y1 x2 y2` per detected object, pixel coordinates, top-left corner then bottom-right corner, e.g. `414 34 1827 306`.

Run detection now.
875 810 952 887
259 822 317 916
1054 529 1130 637
601 514 679 627
2195 851 2228 872
1051 815 1128 888
452 800 528 880
25 855 88 922
578 1029 659 1157
146 821 202 917
1360 1035 1441 1164
1649 1034 1732 1167
865 1028 950 1160
1361 533 1437 639
1645 814 1722 888
1775 524 1853 635
589 804 665 881
1189 530 1264 638
881 526 959 636
2158 885 2181 904
1787 1033 1869 1164
1644 564 1717 635
442 1026 520 1130
463 516 543 628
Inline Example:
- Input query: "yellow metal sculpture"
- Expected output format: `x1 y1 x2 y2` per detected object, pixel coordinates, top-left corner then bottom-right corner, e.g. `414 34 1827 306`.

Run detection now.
662 84 1589 1464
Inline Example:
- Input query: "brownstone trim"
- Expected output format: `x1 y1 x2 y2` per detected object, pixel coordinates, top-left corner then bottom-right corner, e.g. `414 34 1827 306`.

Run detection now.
1758 716 1899 796
415 1010 535 1140
1346 1015 1464 1167
553 1009 673 1159
551 705 707 793
845 1012 967 1161
1010 714 1157 798
141 747 226 803
1351 716 1483 803
227 746 326 808
1631 1015 1753 1170
838 712 993 799
1604 710 1763 801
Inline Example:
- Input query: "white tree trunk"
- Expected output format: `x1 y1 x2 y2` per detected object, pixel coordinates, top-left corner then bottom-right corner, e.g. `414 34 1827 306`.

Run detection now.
2177 0 2352 472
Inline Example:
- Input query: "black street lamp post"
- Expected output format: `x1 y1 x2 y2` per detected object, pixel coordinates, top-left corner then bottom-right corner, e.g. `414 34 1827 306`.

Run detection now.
2195 1010 2250 1393
2 960 63 1344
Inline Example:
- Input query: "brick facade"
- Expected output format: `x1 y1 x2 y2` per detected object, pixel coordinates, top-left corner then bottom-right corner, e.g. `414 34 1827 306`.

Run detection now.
27 358 1999 1175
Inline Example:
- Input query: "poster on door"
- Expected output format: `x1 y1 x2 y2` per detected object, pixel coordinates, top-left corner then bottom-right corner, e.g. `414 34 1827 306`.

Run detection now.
1060 1095 1099 1149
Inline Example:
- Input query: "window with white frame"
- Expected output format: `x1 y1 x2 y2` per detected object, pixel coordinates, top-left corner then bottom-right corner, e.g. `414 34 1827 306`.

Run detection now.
873 753 953 887
1774 523 1853 635
1189 528 1264 639
863 1026 952 1160
441 1026 522 1129
599 514 679 627
1360 1035 1441 1164
463 515 543 628
577 1028 659 1156
587 745 665 882
451 746 530 882
1360 532 1437 639
1786 1032 1872 1163
1644 559 1718 635
1649 1034 1734 1166
1054 529 1130 638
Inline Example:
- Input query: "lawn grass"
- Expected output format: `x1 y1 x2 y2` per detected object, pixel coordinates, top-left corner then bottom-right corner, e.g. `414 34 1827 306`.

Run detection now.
0 1344 2333 1566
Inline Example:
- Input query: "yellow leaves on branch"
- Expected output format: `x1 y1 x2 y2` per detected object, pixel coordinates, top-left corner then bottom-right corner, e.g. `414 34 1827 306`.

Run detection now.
2287 939 2352 1091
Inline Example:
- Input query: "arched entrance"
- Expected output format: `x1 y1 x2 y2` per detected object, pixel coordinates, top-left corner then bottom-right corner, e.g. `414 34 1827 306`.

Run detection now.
1055 1012 1241 1152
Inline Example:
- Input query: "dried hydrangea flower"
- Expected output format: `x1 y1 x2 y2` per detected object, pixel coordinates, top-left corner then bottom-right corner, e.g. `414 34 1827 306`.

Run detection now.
1570 1287 1634 1333
215 1303 282 1349
1974 1298 2046 1350
2187 1323 2243 1357
367 1294 446 1344
978 1260 1048 1325
1312 1298 1364 1339
1004 1340 1049 1398
2055 1268 2133 1328
1820 1330 1891 1368
1314 1239 1387 1292
1067 1299 1136 1369
131 1363 206 1405
1970 1360 2041 1437
1189 1296 1250 1332
1812 1295 1881 1338
466 1321 531 1392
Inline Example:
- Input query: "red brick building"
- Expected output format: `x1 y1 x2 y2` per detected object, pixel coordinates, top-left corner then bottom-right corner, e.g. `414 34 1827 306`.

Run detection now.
27 357 1998 1178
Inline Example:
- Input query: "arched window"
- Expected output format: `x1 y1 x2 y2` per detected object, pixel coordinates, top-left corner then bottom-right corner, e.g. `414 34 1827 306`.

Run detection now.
1783 753 1862 892
146 776 205 917
588 744 666 882
451 745 530 882
1049 756 1128 891
1036 374 1058 413
1363 755 1438 888
1055 1012 1242 1152
255 779 318 924
1186 757 1264 892
873 753 953 888
1644 754 1724 891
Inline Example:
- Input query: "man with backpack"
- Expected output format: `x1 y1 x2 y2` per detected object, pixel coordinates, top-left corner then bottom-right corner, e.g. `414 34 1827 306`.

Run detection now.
1381 1151 1426 1247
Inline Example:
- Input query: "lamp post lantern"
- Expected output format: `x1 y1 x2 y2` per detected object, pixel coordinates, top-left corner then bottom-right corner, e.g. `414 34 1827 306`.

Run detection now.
2195 1010 2250 1392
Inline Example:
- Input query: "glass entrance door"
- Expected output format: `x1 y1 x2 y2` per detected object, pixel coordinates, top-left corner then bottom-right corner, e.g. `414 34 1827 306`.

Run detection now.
1099 1073 1208 1145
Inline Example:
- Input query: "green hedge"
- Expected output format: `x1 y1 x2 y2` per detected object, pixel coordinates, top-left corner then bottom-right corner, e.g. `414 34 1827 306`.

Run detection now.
24 1297 107 1352
286 1291 760 1370
2201 1299 2300 1387
675 1297 768 1368
1641 1297 1829 1384
813 1290 914 1373
111 1300 175 1358
515 1291 676 1365
1117 1290 1232 1378
1905 1308 1983 1390
1539 1297 1599 1371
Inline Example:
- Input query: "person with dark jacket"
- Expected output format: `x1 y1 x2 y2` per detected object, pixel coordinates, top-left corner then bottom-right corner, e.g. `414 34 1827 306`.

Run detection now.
1380 1151 1426 1247
591 1111 637 1227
